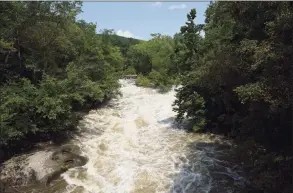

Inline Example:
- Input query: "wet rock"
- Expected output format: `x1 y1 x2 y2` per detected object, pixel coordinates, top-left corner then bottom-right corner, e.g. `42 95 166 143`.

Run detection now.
209 134 216 140
0 180 6 193
51 144 81 158
0 144 88 189
39 167 67 186
40 144 88 186
0 156 38 187
28 167 37 183
51 145 88 167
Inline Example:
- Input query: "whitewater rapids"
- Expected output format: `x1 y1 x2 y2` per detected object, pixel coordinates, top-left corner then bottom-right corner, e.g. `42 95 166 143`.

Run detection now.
57 79 247 193
18 79 246 193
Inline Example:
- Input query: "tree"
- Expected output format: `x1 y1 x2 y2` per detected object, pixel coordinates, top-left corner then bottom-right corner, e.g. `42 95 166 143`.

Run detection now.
0 2 123 148
173 3 292 192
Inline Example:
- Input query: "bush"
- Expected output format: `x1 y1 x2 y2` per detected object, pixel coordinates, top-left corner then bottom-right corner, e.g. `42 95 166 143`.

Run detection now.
0 79 38 145
173 88 206 131
64 63 104 105
123 66 136 75
0 68 119 146
149 70 173 92
136 74 151 87
33 75 73 131
0 76 74 146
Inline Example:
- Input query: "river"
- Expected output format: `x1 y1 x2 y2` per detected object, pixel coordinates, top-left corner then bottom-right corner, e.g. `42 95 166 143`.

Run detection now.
15 79 248 193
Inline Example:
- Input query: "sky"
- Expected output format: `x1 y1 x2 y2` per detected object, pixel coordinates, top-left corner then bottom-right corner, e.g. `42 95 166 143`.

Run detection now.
77 2 210 40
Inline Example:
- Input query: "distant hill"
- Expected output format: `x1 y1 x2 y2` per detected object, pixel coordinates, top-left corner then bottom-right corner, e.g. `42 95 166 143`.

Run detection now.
98 34 142 56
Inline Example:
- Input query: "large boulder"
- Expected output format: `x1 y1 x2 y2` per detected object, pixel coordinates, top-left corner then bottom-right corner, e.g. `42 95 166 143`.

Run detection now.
0 154 38 187
0 144 88 189
39 144 88 186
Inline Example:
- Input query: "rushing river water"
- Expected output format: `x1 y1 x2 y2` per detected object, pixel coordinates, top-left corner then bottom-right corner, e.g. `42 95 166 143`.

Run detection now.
18 79 248 193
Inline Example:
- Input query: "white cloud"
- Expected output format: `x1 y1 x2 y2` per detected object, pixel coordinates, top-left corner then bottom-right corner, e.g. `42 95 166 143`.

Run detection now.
152 2 162 8
168 4 187 11
116 29 140 39
200 30 205 38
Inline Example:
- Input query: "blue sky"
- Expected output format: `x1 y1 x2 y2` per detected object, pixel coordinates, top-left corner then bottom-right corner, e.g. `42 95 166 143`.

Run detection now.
77 2 210 40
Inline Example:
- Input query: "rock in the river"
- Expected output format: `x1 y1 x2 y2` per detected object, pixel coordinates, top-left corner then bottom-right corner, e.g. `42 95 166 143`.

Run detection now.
0 155 38 187
0 144 88 188
0 180 7 193
39 167 68 186
39 144 88 186
50 144 88 167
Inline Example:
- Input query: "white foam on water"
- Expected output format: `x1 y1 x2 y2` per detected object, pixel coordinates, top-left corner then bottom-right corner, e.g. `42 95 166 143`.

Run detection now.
61 79 245 193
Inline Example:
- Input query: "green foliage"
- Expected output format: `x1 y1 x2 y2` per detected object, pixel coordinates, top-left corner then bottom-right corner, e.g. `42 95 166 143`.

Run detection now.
148 71 173 93
136 74 151 87
126 33 177 91
135 70 174 93
173 2 292 138
35 76 71 121
123 66 136 75
127 42 152 75
98 33 141 57
234 82 267 104
0 40 13 49
173 3 292 192
0 2 124 147
173 86 206 131
0 79 38 144
170 9 203 75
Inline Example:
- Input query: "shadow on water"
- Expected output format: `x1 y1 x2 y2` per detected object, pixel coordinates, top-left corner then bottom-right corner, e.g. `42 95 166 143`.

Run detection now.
157 117 261 193
169 140 260 193
158 117 191 132
158 117 176 125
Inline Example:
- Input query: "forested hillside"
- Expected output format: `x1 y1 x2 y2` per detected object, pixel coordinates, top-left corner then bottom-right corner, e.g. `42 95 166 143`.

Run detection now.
0 1 139 154
97 31 141 57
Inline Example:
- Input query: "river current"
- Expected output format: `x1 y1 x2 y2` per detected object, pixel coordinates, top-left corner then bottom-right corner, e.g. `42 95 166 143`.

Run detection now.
20 79 248 193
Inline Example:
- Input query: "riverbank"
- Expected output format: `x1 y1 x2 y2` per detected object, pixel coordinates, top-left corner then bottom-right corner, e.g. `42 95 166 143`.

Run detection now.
0 79 247 193
0 98 111 165
1 80 291 193
0 143 89 192
0 90 115 192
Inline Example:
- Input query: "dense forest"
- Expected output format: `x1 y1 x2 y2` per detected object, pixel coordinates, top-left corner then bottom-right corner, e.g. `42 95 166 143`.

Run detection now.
172 2 292 193
0 1 140 152
0 1 292 193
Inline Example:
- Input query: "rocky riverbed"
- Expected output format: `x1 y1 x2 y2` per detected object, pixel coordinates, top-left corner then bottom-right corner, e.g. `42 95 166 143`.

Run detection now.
0 143 88 192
